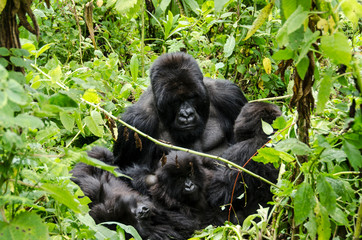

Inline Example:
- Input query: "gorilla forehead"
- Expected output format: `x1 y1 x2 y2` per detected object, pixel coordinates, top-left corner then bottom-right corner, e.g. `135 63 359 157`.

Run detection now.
150 52 205 97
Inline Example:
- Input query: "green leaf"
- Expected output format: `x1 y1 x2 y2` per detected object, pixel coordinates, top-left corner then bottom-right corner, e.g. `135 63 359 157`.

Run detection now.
340 0 362 29
342 139 362 170
159 0 171 12
315 202 331 240
184 0 200 15
280 0 297 19
244 3 273 41
76 214 121 240
164 11 174 39
14 113 44 129
49 92 78 108
60 111 75 131
272 48 294 60
34 43 53 58
261 119 274 135
272 116 287 130
316 175 336 213
85 110 104 137
0 212 48 240
296 55 309 80
35 125 60 143
304 212 317 239
130 54 139 82
6 79 27 105
0 90 7 108
83 89 100 104
0 47 9 56
316 72 333 113
320 32 352 66
106 0 138 14
275 138 312 155
10 56 26 67
74 111 84 134
294 182 315 225
42 183 85 214
214 0 229 12
330 207 349 226
49 65 62 84
224 35 235 58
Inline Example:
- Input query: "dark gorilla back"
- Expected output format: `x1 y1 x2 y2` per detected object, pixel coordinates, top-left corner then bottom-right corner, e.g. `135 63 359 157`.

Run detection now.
113 52 247 170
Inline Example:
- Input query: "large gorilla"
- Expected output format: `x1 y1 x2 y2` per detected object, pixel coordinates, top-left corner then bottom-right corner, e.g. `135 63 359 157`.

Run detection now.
207 102 281 221
71 147 198 240
113 52 248 169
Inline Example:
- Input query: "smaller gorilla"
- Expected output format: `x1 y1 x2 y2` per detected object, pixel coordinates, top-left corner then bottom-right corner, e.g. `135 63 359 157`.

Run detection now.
71 147 197 240
207 102 282 221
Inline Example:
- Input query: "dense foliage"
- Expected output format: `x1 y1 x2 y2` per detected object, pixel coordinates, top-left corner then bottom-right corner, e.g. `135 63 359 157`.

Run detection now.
0 0 361 239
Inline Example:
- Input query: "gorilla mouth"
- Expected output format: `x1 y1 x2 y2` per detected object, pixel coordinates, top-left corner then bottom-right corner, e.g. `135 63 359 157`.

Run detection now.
177 124 196 130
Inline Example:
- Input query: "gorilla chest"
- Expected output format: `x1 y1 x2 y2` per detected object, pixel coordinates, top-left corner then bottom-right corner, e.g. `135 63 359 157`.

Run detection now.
159 118 228 155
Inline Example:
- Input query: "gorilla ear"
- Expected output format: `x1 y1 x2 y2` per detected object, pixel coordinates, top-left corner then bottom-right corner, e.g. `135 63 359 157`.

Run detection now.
145 174 158 187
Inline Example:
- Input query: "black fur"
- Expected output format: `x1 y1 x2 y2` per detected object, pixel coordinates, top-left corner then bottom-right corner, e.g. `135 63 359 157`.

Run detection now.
207 102 282 222
113 52 247 169
71 147 198 240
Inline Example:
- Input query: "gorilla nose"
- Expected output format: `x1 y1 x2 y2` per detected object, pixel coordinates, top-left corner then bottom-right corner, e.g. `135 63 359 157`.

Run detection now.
136 205 150 219
184 178 195 192
178 111 195 125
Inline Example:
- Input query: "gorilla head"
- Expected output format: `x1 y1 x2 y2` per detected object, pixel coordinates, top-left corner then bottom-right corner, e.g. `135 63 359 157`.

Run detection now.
149 151 207 211
149 52 210 144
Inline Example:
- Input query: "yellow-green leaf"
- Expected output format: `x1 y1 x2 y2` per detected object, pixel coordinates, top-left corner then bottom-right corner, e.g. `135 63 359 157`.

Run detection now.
262 57 272 74
83 89 101 104
244 3 274 41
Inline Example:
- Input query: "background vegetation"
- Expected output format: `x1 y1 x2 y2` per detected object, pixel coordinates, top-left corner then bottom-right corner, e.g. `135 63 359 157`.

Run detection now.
0 0 361 239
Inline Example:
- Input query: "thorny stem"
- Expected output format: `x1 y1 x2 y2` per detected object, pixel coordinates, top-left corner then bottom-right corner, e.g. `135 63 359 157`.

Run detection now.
82 99 279 189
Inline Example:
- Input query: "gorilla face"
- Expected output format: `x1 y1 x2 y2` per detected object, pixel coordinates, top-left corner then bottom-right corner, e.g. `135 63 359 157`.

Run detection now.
150 151 207 208
150 52 210 144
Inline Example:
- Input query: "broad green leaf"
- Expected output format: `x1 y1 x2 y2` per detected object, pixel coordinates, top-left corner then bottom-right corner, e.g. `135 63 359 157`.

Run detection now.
315 202 331 240
76 214 121 240
252 147 282 164
326 177 354 202
35 125 60 143
130 54 139 82
85 110 104 137
304 212 317 239
2 130 24 149
15 113 44 129
22 43 36 54
294 182 315 225
0 47 10 56
272 116 287 130
0 90 7 108
49 92 78 108
42 183 85 214
330 207 349 226
159 0 171 12
10 56 26 67
120 83 133 99
106 0 138 14
280 0 297 19
316 175 336 213
0 64 8 79
183 0 200 15
164 11 174 39
320 32 352 66
296 55 309 80
272 48 294 60
342 139 362 170
275 138 312 155
340 0 362 29
49 65 62 84
244 3 273 41
224 35 235 58
0 212 48 240
83 89 100 104
261 119 274 135
295 30 320 65
0 0 5 13
107 222 142 240
316 72 333 113
214 0 229 12
60 111 75 131
6 79 27 105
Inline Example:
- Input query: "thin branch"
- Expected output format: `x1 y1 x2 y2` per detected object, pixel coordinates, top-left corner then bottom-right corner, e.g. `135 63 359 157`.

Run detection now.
250 94 292 102
82 98 279 188
30 63 68 90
